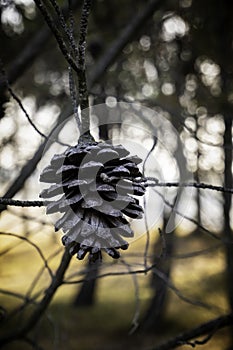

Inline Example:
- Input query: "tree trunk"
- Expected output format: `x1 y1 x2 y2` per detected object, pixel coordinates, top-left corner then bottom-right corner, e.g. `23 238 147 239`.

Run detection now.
140 214 175 332
73 260 100 307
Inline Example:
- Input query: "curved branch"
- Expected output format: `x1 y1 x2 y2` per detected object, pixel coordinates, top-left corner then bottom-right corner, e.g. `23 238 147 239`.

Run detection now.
149 313 233 350
0 232 53 278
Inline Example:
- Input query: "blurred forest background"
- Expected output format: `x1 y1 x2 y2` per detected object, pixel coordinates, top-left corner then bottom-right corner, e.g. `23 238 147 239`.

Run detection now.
0 0 233 349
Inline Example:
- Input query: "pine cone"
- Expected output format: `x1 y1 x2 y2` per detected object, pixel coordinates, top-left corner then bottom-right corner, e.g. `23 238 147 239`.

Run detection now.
40 141 147 262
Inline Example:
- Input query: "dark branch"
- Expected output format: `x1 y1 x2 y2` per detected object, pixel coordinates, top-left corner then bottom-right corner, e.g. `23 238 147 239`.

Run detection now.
77 0 93 138
147 180 233 194
0 180 232 209
0 64 47 139
33 0 80 74
0 1 81 90
78 0 92 113
149 313 233 350
0 198 44 207
64 263 222 313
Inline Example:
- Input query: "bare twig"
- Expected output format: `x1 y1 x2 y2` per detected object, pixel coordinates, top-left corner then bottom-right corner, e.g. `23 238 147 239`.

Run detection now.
0 107 70 214
0 232 53 278
0 288 36 303
148 313 233 350
77 0 91 110
69 66 82 129
148 180 233 194
0 180 232 209
3 249 63 324
67 1 81 129
76 0 93 139
8 208 52 227
0 63 47 139
0 198 45 207
68 0 79 59
0 1 81 90
64 263 222 313
153 188 233 244
34 0 79 74
143 137 158 269
48 0 72 43
34 0 92 137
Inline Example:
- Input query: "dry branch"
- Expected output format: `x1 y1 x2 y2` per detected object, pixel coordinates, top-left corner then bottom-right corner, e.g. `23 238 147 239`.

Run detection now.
149 313 233 350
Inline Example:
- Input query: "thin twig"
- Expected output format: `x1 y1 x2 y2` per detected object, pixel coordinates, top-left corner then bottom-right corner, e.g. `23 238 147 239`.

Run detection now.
0 108 71 214
147 180 233 194
0 180 232 208
34 0 79 74
8 208 52 226
26 248 62 300
49 0 82 135
67 2 81 130
143 137 157 269
0 288 36 303
48 0 71 43
77 0 92 137
0 63 47 139
68 0 79 59
0 232 53 278
0 1 81 89
148 313 233 350
64 263 222 313
69 66 82 129
49 0 81 129
0 198 45 207
153 188 233 244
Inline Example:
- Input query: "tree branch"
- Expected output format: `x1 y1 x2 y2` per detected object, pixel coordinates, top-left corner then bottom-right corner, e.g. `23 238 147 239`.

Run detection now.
0 181 232 209
0 198 44 207
77 0 92 135
0 1 81 90
33 0 80 74
147 180 233 194
148 313 233 350
0 63 47 139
